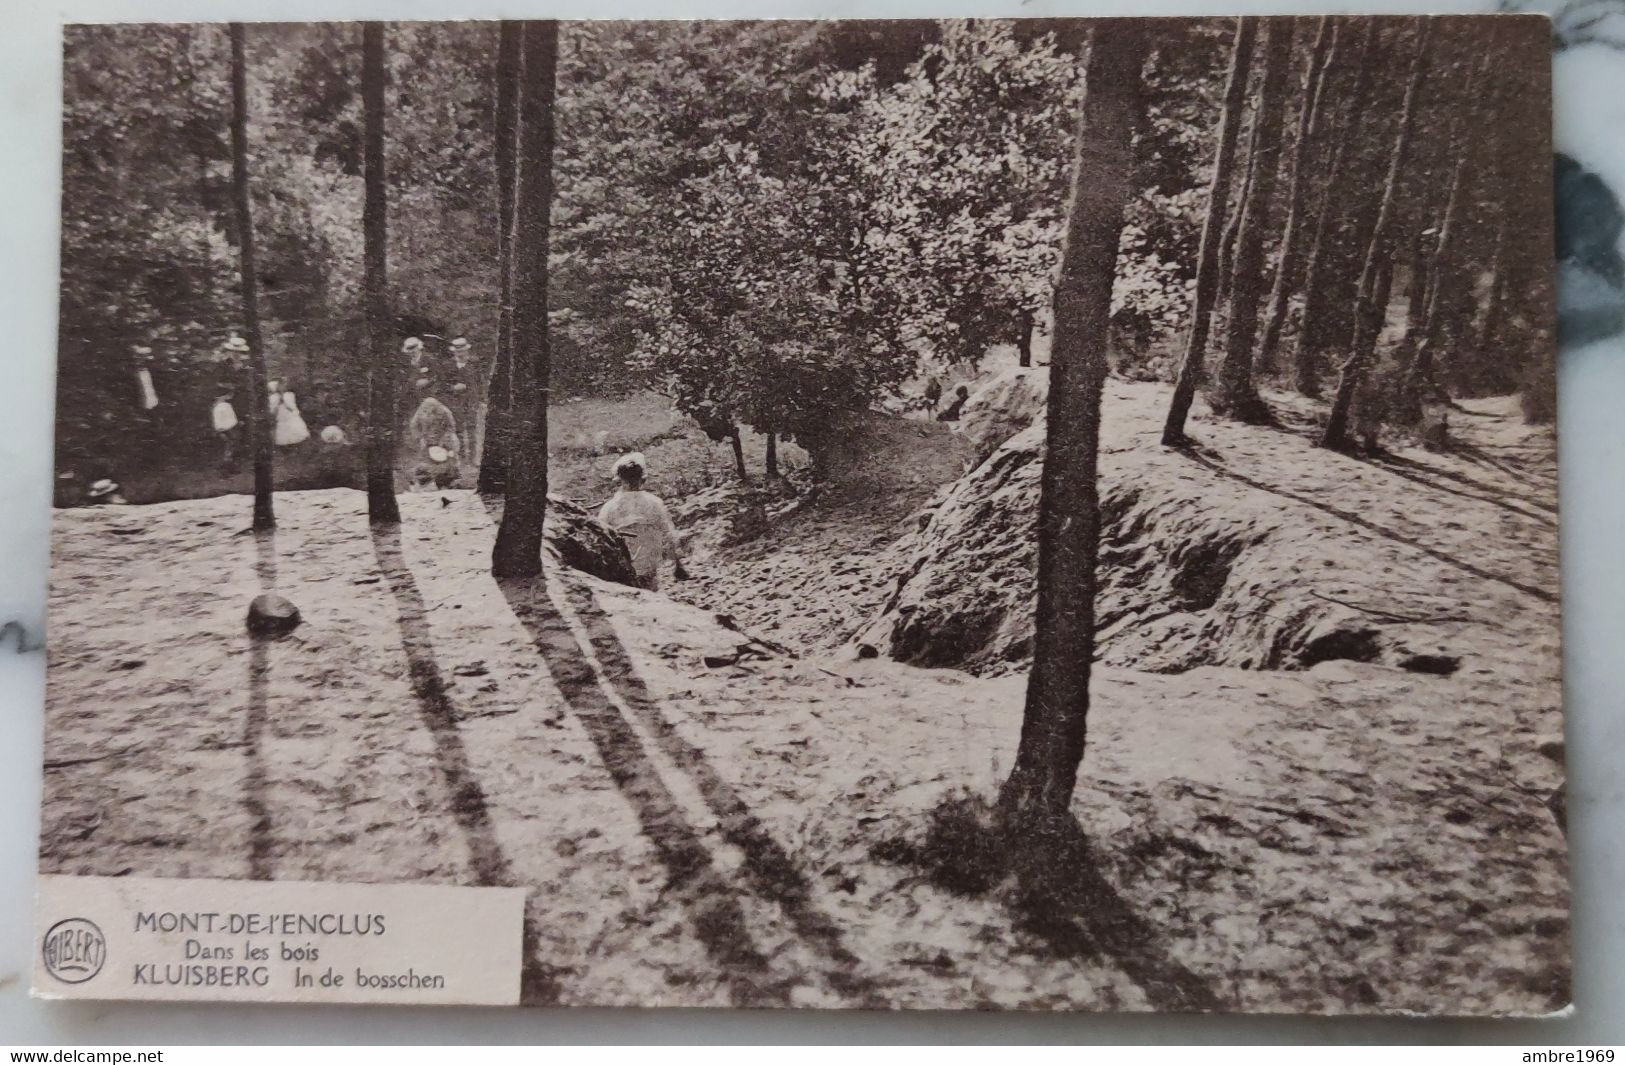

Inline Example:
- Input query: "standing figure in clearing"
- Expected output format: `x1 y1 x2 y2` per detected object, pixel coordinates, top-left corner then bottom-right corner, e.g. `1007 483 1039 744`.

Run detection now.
598 452 685 591
407 393 462 489
445 337 477 424
212 334 250 471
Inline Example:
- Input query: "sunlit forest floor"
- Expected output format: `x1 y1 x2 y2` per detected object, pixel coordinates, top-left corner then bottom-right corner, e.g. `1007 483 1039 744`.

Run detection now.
40 377 1566 1014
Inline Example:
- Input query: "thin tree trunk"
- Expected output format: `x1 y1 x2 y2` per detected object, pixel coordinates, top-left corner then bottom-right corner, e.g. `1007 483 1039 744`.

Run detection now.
1395 54 1491 399
1476 219 1511 355
1215 82 1260 314
1162 17 1258 446
765 430 778 479
1322 20 1433 451
1017 308 1035 368
491 21 559 578
228 23 274 531
1389 227 1429 388
1213 20 1293 423
477 21 522 495
1352 253 1398 448
1401 70 1482 418
1257 16 1337 376
730 427 749 484
361 23 400 525
1294 20 1379 396
999 21 1147 830
196 148 214 310
1403 226 1430 346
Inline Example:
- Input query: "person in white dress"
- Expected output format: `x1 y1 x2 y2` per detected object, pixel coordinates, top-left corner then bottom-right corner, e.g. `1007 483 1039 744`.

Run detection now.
268 380 311 447
213 334 249 470
133 345 159 411
598 452 685 591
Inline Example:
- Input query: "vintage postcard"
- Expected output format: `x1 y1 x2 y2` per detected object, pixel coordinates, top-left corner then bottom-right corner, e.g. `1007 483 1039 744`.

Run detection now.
38 14 1566 1013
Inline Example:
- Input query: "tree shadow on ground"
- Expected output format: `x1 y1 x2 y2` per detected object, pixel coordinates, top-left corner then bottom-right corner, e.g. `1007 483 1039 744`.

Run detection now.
1354 450 1557 526
243 529 277 881
1218 403 1557 524
481 490 881 1001
370 523 563 1005
1182 449 1558 604
1450 440 1556 493
881 793 1223 1013
556 578 887 1006
496 572 791 1007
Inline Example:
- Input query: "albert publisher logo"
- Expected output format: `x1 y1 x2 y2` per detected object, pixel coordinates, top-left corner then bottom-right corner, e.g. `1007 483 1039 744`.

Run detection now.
42 918 106 984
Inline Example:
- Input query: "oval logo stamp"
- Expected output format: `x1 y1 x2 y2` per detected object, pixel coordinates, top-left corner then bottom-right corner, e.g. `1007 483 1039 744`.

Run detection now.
42 918 106 984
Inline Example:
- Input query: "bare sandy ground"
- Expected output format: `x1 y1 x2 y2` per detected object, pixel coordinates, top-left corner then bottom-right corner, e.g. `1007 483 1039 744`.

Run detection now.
39 382 1567 1014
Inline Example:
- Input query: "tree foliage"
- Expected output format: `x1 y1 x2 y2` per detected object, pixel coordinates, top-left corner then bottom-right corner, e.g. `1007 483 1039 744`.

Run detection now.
58 16 1558 489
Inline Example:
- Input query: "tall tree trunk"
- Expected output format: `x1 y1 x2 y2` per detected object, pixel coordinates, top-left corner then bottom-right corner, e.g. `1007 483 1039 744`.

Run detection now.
765 430 778 479
999 21 1147 830
1351 253 1398 448
228 23 274 531
1162 17 1258 446
1294 20 1379 396
1401 65 1485 419
1214 81 1261 315
1403 226 1430 348
1389 227 1429 389
477 21 522 495
491 21 559 578
1322 20 1433 451
1475 218 1511 357
730 427 749 483
1213 20 1294 423
1257 16 1338 376
360 23 400 525
1016 308 1035 368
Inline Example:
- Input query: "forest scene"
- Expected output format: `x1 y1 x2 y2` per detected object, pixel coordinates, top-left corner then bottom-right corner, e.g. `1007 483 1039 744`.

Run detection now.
41 15 1567 1014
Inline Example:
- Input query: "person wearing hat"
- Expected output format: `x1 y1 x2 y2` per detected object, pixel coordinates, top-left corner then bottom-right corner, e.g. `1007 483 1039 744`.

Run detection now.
213 334 250 470
444 336 478 452
598 452 685 591
86 478 127 506
402 336 431 391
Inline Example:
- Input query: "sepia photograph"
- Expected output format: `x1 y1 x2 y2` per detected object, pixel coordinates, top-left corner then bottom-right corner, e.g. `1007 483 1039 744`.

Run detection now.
38 14 1567 1014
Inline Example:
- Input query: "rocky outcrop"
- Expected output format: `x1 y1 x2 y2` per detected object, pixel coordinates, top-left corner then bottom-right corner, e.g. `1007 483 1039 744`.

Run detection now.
854 407 1464 677
545 495 638 585
854 421 1045 671
953 365 1049 464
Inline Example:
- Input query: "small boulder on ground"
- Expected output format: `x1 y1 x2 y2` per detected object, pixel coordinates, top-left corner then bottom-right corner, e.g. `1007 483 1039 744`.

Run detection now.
247 593 301 637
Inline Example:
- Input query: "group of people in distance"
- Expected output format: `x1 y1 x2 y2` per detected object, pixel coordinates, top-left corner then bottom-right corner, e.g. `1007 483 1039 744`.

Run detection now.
919 376 970 421
200 332 483 490
73 327 696 591
402 335 479 489
209 332 332 473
